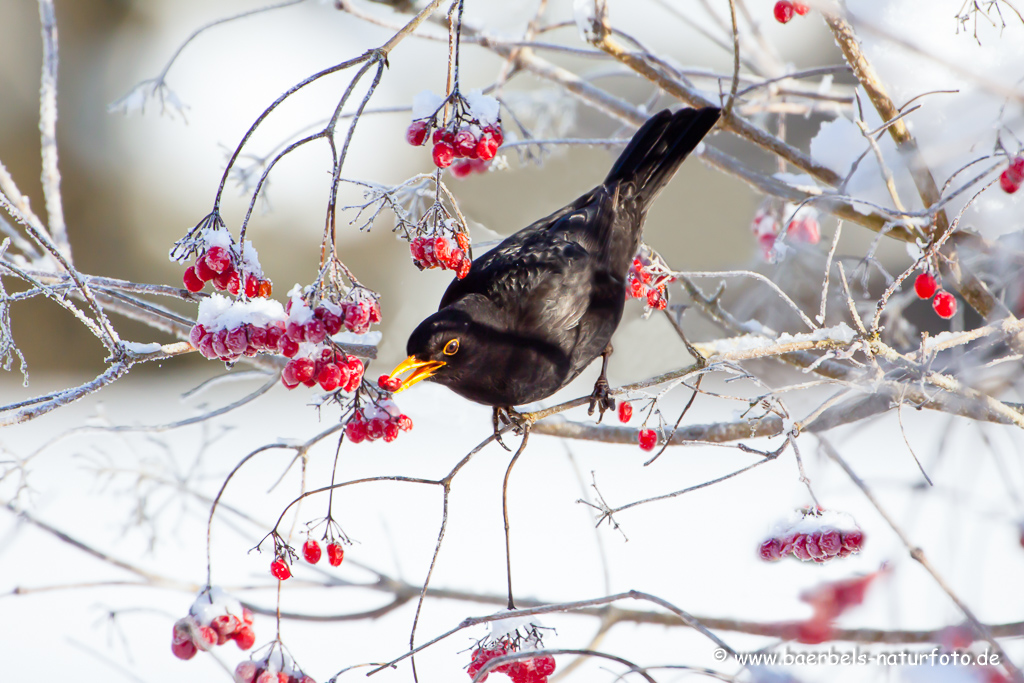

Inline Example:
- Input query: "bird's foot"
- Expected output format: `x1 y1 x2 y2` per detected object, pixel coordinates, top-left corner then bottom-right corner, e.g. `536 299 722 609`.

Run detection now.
587 378 615 423
492 407 528 451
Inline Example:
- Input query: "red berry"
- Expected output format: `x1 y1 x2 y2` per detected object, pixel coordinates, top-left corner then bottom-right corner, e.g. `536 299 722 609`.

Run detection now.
318 363 342 391
278 335 299 358
534 655 556 677
327 541 345 566
242 607 254 625
774 0 795 23
171 637 198 660
204 246 232 274
232 626 256 650
638 428 657 451
189 324 206 348
455 254 471 279
344 302 372 334
384 422 400 442
451 159 475 179
819 529 842 556
258 279 273 297
270 558 291 580
244 274 259 298
292 357 317 383
194 256 217 282
303 538 322 564
841 529 864 551
432 141 456 168
1000 169 1022 194
792 1 810 14
397 414 413 431
345 418 367 443
932 290 957 319
454 128 478 158
484 124 503 147
304 319 328 344
366 418 386 441
197 625 218 648
759 537 783 561
476 132 499 161
406 120 429 146
618 401 632 423
183 266 204 292
913 272 938 299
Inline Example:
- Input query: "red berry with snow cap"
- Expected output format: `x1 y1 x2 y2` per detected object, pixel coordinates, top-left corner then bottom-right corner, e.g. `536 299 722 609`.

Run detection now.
406 120 429 146
270 558 291 580
932 290 956 319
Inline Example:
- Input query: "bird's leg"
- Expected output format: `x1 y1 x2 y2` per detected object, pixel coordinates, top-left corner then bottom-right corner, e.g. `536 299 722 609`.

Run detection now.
492 406 528 451
587 344 616 422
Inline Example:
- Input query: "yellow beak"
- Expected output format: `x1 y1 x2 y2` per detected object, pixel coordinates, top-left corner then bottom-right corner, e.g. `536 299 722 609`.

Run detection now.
388 355 446 392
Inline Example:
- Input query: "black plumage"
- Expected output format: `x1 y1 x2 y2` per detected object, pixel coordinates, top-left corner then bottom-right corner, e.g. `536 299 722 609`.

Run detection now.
390 107 721 414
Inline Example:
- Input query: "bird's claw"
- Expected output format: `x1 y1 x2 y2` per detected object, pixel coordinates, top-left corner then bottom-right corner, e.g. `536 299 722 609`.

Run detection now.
587 379 615 423
492 407 528 451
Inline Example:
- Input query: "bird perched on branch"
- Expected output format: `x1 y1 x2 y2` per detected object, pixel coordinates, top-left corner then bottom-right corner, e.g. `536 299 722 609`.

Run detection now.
389 107 720 436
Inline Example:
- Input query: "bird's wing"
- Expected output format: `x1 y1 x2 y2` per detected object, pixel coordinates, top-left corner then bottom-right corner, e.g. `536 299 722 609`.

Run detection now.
440 225 595 335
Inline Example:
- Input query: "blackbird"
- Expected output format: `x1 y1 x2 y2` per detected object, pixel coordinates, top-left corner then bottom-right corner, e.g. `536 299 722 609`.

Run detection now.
389 106 720 425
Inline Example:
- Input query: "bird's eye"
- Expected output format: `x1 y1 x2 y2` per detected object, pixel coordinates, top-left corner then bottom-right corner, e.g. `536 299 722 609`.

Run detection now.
443 339 460 356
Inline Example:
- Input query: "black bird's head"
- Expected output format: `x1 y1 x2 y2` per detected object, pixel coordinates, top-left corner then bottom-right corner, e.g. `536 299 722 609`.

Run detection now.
387 306 480 392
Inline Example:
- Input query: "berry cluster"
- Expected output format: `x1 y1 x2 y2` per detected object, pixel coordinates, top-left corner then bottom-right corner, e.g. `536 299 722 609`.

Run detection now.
618 401 633 423
183 244 273 297
406 88 504 169
282 348 364 392
302 538 345 567
1000 156 1024 194
751 203 821 261
913 272 958 320
627 253 672 311
171 588 255 660
467 647 556 683
410 232 472 279
345 399 413 444
774 0 810 23
638 428 657 451
759 508 864 563
234 651 315 683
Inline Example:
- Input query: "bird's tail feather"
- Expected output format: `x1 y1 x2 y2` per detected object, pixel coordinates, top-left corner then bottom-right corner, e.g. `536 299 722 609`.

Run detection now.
604 107 721 209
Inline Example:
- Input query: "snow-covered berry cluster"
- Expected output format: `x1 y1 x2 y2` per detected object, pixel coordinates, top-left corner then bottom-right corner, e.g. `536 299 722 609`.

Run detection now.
406 88 504 169
637 428 657 451
627 249 673 311
467 615 556 683
467 647 556 683
751 203 820 261
774 0 810 24
171 588 255 660
178 227 272 297
190 295 288 363
410 231 472 279
302 538 346 567
344 399 413 444
913 272 957 319
759 508 864 563
234 650 315 683
1001 156 1024 194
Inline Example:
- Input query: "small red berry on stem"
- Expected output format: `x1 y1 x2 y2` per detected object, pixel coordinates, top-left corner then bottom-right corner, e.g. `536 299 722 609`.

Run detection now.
618 401 633 423
792 1 810 15
406 120 429 146
638 428 657 451
433 141 455 168
270 558 291 580
932 290 957 319
302 538 322 564
913 272 938 300
327 541 345 566
183 266 204 293
774 0 795 23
